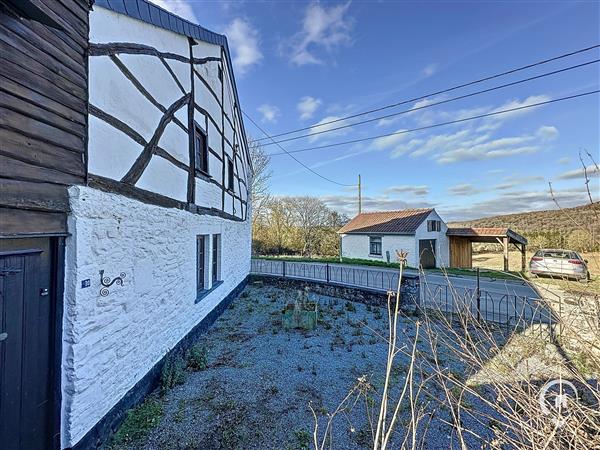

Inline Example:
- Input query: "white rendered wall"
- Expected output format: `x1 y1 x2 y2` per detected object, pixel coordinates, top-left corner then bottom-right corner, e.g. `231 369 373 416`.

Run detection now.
88 6 249 220
61 186 251 447
340 210 450 268
341 234 417 266
413 210 450 268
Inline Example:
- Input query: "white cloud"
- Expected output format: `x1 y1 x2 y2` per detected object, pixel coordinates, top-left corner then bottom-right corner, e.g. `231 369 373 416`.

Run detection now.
321 193 434 217
442 188 591 221
487 94 551 123
557 157 570 165
257 104 280 123
307 115 349 142
289 2 353 66
297 96 322 120
421 63 437 77
225 18 263 74
536 125 559 141
150 0 198 23
557 165 600 180
494 175 544 190
384 185 430 196
448 183 482 196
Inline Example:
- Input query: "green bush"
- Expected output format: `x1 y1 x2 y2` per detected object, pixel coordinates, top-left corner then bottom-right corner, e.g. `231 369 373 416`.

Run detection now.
187 345 208 371
160 356 185 393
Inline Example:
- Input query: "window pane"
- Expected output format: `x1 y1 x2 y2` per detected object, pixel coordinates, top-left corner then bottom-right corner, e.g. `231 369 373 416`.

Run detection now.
212 234 219 282
197 235 205 291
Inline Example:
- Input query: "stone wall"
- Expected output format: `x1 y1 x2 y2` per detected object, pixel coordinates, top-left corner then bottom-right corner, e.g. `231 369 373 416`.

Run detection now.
249 274 420 308
62 185 251 447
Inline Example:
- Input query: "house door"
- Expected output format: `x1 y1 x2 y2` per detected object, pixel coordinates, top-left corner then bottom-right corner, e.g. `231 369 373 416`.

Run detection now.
419 239 436 269
0 238 60 450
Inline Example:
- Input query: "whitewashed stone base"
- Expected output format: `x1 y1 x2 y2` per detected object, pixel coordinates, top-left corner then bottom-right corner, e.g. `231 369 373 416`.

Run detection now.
61 186 251 447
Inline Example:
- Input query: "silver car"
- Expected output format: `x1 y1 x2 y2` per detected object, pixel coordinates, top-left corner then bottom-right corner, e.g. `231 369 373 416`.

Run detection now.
530 249 590 282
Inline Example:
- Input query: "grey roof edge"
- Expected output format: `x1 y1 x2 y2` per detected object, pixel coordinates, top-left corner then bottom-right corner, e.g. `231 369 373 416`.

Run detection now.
338 231 416 235
93 0 249 162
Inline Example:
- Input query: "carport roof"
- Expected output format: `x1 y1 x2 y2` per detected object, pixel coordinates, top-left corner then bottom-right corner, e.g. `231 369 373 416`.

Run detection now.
446 227 527 245
338 209 433 234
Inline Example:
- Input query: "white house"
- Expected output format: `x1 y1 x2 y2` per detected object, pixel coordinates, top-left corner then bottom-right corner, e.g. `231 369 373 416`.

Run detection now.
61 2 252 448
338 209 449 268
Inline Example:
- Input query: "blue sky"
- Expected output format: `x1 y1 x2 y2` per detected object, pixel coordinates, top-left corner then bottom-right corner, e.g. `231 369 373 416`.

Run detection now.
154 0 599 220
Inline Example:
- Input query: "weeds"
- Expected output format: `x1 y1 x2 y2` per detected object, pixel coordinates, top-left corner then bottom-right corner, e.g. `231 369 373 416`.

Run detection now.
109 395 163 448
187 345 208 371
160 356 186 394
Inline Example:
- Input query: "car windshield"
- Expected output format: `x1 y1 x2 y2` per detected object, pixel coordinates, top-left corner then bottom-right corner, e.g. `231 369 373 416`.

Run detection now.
537 250 577 259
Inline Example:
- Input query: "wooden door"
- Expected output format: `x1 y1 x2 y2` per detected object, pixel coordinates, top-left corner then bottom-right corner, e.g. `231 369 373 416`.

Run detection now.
0 238 58 450
419 239 437 269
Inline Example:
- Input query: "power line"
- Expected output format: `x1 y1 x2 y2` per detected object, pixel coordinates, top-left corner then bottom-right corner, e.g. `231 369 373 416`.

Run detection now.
255 44 600 142
261 59 599 146
242 111 356 187
268 90 600 156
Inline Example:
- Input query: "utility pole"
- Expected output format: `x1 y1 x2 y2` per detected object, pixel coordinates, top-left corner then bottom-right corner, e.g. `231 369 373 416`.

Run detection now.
358 174 362 214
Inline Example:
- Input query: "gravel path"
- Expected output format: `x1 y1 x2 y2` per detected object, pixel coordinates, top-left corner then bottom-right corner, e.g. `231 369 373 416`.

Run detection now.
110 282 498 450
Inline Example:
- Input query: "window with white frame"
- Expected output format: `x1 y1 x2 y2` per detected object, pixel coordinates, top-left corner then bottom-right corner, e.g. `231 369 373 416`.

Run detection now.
427 220 441 232
369 236 382 256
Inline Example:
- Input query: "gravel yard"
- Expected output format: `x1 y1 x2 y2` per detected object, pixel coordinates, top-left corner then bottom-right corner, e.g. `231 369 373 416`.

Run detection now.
108 282 506 450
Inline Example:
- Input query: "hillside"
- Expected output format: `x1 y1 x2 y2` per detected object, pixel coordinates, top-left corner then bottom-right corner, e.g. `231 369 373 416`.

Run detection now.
450 202 599 233
450 202 600 251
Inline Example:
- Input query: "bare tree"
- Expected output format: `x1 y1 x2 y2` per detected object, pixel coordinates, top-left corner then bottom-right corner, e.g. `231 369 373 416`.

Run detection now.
248 138 272 226
293 196 330 257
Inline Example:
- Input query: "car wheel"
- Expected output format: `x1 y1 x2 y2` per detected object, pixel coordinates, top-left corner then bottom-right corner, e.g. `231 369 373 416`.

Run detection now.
579 275 589 284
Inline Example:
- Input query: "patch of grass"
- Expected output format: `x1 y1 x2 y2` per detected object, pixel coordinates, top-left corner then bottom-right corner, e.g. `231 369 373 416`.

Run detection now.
109 395 163 447
210 399 249 449
289 429 311 450
160 356 186 394
187 345 208 371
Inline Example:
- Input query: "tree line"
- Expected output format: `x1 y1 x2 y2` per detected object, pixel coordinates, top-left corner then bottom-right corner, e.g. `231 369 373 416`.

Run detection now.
249 140 349 257
253 196 349 256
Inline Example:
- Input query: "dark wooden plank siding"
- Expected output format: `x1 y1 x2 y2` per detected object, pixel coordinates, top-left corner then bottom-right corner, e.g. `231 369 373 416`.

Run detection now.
0 0 89 236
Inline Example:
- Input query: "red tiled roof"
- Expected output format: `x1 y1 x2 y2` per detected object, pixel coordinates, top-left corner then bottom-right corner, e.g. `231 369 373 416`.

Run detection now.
446 227 509 237
446 227 527 244
338 209 433 234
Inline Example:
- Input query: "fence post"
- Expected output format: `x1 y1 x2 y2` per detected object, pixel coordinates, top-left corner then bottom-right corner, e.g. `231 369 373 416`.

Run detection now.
476 267 481 321
326 263 330 283
282 260 286 277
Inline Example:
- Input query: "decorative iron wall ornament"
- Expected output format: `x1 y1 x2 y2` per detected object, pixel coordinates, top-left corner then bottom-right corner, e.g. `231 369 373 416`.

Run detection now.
99 270 126 296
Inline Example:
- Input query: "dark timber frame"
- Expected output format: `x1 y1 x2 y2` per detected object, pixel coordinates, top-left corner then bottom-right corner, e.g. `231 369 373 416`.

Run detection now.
88 39 250 221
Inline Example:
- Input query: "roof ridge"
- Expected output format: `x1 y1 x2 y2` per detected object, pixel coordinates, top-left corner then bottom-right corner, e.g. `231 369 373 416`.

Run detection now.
359 208 433 215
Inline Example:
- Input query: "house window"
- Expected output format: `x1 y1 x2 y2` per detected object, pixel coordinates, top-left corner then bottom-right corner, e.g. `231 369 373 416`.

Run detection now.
227 158 234 191
194 125 208 174
427 220 441 232
369 236 382 256
197 235 207 292
212 234 221 282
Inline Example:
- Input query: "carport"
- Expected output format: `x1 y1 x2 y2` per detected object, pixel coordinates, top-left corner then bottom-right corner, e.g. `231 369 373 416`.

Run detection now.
447 227 528 271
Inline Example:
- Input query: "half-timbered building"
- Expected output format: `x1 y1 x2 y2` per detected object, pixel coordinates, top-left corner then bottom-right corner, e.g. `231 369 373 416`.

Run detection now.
0 1 252 448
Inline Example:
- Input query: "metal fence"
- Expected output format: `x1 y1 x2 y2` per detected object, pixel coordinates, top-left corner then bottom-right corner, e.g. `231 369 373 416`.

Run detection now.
419 282 554 327
250 258 418 291
250 259 555 328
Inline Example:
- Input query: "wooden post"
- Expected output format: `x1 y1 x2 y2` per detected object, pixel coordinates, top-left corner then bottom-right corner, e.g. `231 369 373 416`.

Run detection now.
521 244 526 272
503 237 509 272
358 174 362 214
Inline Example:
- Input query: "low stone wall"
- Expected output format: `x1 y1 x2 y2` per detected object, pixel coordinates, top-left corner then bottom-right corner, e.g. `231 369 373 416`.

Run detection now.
249 274 419 308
